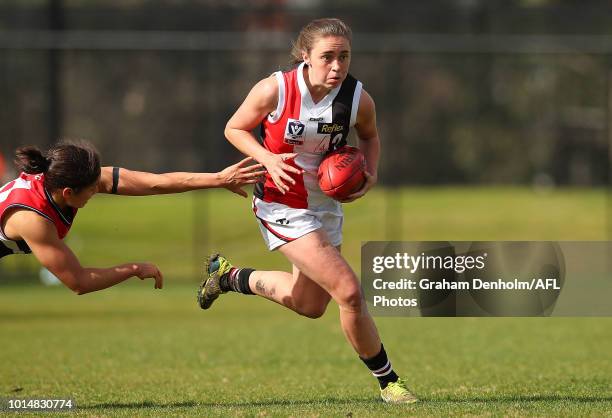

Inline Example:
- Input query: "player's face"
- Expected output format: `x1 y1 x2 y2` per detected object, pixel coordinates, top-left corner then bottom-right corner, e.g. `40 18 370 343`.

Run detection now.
63 182 98 209
304 35 351 89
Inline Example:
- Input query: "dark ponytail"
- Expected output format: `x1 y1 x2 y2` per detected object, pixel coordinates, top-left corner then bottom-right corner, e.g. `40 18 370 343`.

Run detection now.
14 146 51 174
14 140 101 192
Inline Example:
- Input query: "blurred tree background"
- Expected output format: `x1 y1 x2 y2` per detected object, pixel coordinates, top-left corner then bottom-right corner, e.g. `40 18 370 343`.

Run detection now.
1 0 609 186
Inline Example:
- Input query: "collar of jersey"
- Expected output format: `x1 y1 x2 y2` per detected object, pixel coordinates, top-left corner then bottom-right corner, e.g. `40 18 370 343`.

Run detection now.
44 187 74 226
297 62 342 116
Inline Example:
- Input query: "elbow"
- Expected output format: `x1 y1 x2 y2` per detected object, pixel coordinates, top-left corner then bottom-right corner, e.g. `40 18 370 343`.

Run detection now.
224 124 239 142
68 284 84 295
69 277 90 295
75 286 95 295
71 283 88 295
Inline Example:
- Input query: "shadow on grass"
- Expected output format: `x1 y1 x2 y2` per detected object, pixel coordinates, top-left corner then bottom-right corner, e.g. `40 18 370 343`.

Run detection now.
0 310 193 321
80 394 612 410
424 395 612 404
80 397 377 410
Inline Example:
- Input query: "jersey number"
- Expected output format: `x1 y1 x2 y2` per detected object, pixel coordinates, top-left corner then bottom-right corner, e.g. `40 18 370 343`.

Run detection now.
330 133 344 150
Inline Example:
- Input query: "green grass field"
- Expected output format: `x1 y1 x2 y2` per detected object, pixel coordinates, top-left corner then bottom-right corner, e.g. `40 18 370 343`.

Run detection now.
0 187 610 416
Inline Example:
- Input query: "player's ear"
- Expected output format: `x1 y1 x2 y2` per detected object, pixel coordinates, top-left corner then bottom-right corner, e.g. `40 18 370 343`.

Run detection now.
61 187 74 199
302 50 309 65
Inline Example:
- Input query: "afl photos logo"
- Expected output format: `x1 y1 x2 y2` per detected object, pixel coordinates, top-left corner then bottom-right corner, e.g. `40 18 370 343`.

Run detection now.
284 119 306 145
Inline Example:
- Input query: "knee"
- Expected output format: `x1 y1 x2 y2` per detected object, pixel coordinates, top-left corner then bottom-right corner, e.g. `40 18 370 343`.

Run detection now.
336 284 365 314
294 299 329 319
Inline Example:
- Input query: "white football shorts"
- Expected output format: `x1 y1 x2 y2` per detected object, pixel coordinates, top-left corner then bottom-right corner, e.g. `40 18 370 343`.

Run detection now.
252 196 343 251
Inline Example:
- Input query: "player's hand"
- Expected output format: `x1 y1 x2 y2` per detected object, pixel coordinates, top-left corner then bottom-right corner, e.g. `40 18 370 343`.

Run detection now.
340 171 377 203
133 263 164 289
218 157 266 198
261 153 304 194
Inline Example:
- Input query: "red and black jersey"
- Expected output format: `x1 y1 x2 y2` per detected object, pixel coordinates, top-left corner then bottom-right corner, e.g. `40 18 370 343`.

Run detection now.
0 172 77 258
254 62 363 209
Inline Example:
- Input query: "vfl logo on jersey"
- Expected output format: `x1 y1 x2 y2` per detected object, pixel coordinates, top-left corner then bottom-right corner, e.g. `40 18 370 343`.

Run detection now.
284 119 306 145
317 123 344 134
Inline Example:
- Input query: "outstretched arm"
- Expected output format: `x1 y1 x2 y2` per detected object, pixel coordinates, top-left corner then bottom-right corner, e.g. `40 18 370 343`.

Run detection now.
97 157 265 198
16 210 163 295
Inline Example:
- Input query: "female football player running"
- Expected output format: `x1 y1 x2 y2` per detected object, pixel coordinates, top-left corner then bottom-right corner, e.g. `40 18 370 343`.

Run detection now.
0 140 264 294
198 18 417 403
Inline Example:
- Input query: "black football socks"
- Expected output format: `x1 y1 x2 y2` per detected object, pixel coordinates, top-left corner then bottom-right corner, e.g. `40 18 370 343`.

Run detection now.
360 344 400 389
219 267 255 295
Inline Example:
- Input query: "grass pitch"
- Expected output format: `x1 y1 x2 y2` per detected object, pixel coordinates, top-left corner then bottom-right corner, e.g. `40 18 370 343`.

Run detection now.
0 187 610 416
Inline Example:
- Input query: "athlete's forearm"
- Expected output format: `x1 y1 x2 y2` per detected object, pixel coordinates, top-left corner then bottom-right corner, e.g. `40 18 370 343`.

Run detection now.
76 264 142 294
140 172 222 193
358 136 380 178
104 168 223 196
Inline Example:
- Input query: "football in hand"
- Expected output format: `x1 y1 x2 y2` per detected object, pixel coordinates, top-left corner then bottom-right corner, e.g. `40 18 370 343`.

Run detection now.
317 146 366 201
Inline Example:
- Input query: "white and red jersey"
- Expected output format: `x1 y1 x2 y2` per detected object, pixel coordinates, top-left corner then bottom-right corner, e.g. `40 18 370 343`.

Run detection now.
0 172 77 258
254 62 363 209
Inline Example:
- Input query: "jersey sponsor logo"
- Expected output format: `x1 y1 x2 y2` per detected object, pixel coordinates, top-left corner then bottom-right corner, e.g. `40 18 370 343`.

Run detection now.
284 119 306 145
309 117 324 121
317 123 344 135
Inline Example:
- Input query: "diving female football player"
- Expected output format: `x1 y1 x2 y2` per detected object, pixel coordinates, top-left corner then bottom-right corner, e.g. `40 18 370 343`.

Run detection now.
0 140 264 294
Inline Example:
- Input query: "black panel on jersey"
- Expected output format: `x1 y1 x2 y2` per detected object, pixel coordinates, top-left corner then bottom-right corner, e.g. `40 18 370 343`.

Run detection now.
254 181 264 200
0 239 32 259
16 239 31 253
254 123 266 200
0 242 13 259
329 73 358 153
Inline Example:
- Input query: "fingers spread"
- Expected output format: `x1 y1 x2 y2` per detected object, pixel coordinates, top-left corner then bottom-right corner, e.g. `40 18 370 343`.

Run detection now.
278 171 296 185
236 156 255 167
280 153 298 161
239 163 264 173
232 187 248 198
281 163 303 175
271 176 289 194
242 169 266 178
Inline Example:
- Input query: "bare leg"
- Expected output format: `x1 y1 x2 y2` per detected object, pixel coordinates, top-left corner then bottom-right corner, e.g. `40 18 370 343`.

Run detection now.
248 266 332 319
276 230 381 358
